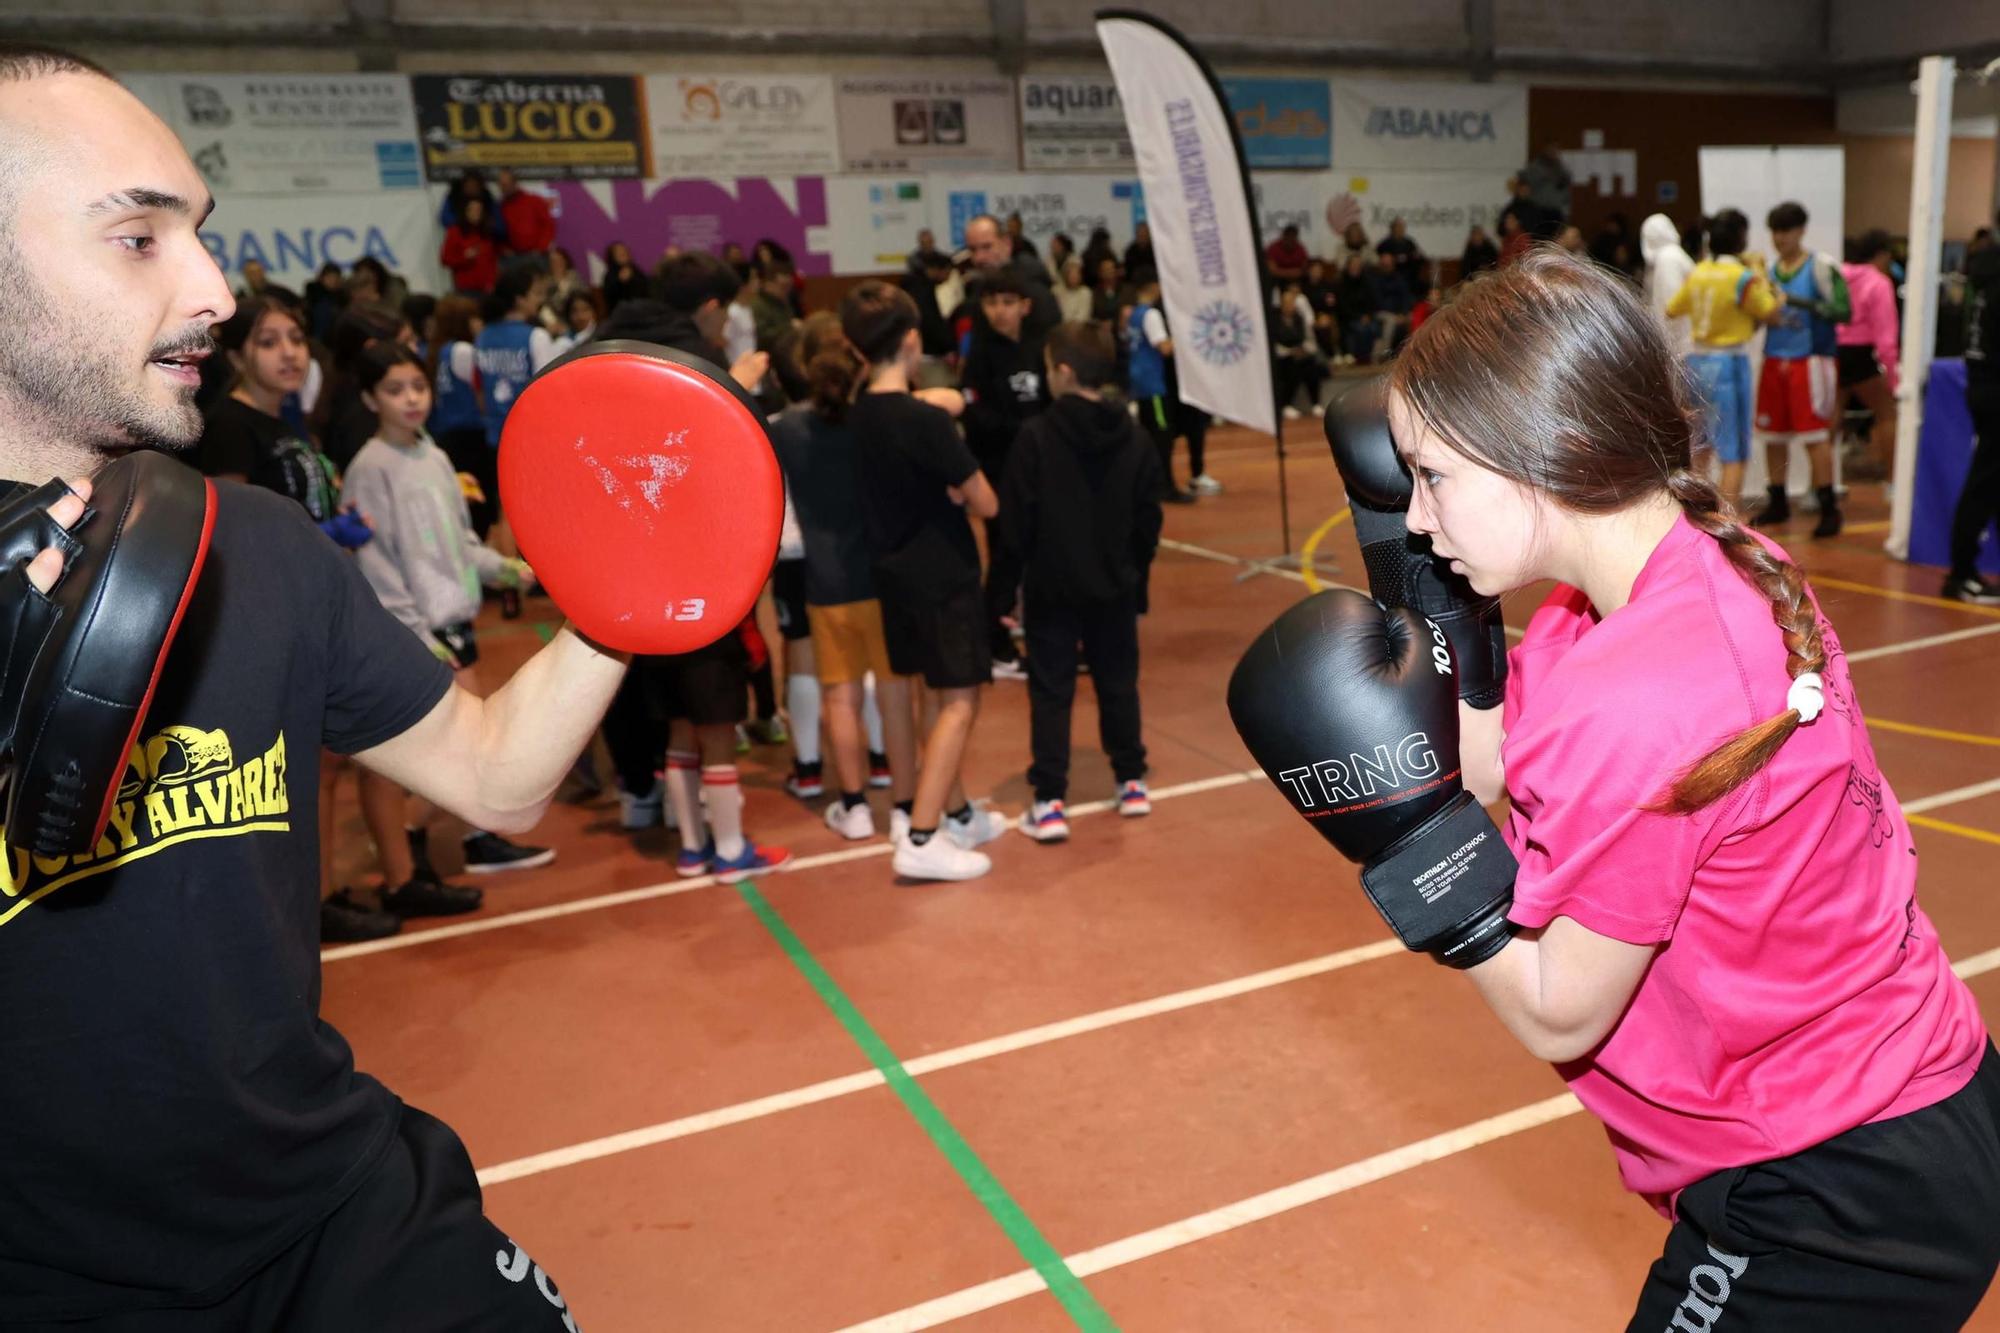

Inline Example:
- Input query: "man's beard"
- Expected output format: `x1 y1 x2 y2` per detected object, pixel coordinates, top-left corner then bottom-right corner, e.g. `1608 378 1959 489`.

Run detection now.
0 247 210 454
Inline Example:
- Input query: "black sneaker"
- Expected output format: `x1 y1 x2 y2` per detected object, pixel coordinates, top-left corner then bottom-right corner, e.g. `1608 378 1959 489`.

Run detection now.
461 830 556 873
1811 504 1843 539
1942 573 2000 605
381 876 482 917
1163 489 1197 505
321 888 403 942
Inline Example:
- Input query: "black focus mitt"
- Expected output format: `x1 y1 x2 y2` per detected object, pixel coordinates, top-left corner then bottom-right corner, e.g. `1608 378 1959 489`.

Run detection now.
0 452 214 857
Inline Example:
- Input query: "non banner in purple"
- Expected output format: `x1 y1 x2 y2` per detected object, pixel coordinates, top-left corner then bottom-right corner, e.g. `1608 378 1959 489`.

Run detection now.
552 177 830 277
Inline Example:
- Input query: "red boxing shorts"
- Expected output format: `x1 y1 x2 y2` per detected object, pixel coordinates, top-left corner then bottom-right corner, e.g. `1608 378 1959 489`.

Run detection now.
1755 355 1836 438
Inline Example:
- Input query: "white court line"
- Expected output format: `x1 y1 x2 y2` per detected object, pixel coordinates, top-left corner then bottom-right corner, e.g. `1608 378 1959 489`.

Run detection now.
1904 776 2000 815
1848 621 2000 663
840 942 2000 1332
475 936 1406 1187
323 768 1264 964
832 1094 1587 1333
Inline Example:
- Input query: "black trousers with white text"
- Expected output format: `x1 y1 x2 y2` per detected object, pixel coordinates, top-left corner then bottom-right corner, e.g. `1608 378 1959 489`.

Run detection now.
1627 1041 2000 1332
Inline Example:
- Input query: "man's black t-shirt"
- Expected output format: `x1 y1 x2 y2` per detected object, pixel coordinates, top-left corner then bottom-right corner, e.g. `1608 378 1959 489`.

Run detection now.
846 390 981 604
0 479 452 1321
768 404 876 607
197 396 341 521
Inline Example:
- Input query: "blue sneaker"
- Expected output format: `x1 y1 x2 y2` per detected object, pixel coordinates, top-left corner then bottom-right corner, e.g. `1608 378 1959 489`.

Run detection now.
1118 781 1152 817
713 841 794 885
675 838 716 878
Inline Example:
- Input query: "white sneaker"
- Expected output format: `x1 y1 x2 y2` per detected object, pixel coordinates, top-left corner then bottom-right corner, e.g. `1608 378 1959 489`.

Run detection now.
991 658 1028 681
946 804 1006 849
1019 799 1070 842
619 782 663 830
893 835 992 881
890 807 910 845
1282 405 1302 421
824 800 876 841
1189 474 1223 496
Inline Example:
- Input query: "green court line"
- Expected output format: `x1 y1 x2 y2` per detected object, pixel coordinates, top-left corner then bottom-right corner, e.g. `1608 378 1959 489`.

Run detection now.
732 880 1118 1331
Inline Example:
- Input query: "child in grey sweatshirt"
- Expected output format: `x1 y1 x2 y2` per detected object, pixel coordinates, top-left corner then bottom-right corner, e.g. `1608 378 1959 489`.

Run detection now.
343 341 552 883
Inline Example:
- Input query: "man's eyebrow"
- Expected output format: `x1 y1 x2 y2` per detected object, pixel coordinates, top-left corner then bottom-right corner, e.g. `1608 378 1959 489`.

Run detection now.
85 188 214 225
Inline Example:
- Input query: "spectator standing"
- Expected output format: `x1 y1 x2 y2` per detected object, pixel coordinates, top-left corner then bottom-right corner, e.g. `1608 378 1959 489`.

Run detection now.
1837 230 1901 481
901 248 957 359
1521 145 1572 235
1089 257 1124 325
494 168 556 258
423 295 490 535
440 196 500 296
1001 322 1162 843
1006 212 1039 259
1641 212 1696 360
1338 222 1371 265
1751 200 1849 536
590 256 791 883
1665 207 1779 505
1498 210 1535 266
768 315 917 840
600 241 648 312
1123 220 1155 277
841 280 1004 881
1079 226 1117 281
1461 224 1500 279
962 212 1059 340
961 267 1051 676
437 169 502 240
1943 209 2000 601
1047 232 1075 276
749 261 798 352
1126 277 1199 501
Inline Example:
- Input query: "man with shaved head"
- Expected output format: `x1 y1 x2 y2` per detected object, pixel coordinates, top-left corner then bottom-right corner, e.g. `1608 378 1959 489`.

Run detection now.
0 45 600 1330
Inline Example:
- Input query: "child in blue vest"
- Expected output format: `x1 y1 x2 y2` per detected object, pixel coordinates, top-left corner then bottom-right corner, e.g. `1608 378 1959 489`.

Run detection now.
1126 280 1196 504
472 267 557 615
1753 200 1851 538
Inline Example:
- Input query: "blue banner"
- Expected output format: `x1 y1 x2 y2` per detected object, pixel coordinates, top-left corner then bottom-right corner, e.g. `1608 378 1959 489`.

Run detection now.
1218 76 1330 169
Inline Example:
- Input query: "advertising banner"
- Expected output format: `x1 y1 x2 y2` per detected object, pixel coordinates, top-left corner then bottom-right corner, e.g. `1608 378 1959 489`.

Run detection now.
1330 78 1526 173
934 174 1142 253
1103 17 1275 434
835 75 1019 173
1217 76 1331 169
199 189 441 292
552 178 835 278
645 72 841 178
1018 73 1134 171
825 177 930 272
413 73 651 181
132 73 420 195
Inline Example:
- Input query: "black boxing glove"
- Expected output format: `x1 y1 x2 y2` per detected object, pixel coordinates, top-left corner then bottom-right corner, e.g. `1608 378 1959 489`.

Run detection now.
1324 377 1508 709
1228 589 1516 968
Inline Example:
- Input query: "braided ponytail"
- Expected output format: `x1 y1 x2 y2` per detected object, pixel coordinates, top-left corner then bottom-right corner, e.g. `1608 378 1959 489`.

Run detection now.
1653 469 1827 814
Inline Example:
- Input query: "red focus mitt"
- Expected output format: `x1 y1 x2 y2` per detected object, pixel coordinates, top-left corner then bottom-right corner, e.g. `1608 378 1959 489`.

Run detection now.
498 340 783 655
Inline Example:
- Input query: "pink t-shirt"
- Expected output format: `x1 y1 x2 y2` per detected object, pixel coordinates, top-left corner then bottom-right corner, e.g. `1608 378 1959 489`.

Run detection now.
1500 514 1987 1216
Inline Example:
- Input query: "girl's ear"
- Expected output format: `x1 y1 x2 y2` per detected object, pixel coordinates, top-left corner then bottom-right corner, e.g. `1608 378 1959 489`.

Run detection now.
360 390 378 416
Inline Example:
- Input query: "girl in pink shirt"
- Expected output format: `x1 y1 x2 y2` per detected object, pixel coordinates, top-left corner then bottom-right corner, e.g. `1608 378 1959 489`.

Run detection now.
1387 251 1999 1330
1838 230 1902 479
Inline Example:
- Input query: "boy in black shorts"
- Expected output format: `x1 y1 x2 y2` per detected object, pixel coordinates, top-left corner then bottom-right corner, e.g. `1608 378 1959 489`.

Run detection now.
841 281 1004 881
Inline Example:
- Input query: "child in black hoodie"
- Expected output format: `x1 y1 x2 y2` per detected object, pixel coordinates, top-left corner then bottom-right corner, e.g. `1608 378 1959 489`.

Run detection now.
999 321 1165 843
962 266 1050 675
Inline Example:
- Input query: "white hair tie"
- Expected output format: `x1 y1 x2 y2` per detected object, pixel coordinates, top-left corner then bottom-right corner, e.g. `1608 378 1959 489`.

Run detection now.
1787 672 1824 724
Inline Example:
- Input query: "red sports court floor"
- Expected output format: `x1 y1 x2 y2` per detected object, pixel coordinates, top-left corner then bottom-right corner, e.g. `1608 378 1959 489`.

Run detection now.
321 424 2000 1331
